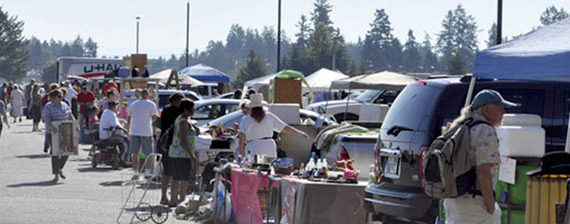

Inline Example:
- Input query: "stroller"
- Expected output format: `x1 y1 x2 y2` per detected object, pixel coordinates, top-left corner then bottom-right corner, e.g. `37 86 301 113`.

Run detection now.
90 124 129 169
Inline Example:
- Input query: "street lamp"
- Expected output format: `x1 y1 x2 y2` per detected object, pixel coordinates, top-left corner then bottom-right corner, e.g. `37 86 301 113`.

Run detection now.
136 16 141 54
276 0 281 72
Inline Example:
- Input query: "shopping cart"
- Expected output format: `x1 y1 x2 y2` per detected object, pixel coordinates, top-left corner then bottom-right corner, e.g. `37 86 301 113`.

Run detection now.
116 153 169 224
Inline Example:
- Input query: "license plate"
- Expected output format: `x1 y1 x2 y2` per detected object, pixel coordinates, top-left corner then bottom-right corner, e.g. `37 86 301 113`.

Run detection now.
384 157 400 178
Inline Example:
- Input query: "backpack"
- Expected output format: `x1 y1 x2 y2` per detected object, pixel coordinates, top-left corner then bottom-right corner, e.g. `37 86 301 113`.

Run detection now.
157 125 174 153
421 118 490 198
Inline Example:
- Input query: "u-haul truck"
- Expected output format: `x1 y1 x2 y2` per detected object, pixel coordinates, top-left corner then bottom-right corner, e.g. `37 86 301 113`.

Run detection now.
56 57 123 82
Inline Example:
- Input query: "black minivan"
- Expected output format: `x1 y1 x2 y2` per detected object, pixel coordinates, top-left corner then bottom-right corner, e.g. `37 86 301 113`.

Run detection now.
364 77 569 222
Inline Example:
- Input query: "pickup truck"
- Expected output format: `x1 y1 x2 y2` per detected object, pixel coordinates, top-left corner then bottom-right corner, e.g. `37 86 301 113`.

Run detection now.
305 89 398 122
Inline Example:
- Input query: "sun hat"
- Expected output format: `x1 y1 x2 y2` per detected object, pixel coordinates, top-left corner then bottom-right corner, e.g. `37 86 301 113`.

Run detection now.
246 93 268 108
471 89 520 109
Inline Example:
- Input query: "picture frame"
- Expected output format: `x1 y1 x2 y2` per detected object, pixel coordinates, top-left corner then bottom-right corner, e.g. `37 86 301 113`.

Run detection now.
51 120 79 156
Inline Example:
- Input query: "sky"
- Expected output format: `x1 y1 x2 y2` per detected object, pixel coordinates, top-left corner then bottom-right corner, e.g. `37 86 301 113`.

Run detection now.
2 0 570 59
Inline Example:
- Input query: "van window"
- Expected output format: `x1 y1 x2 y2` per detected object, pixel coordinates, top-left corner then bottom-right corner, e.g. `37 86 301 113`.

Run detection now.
382 85 443 132
496 89 544 115
374 90 398 104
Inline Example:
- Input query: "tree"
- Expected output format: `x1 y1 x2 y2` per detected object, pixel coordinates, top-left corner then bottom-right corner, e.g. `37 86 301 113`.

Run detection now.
0 7 28 81
486 23 498 47
41 61 57 83
27 36 45 71
311 0 333 29
226 24 246 60
447 50 466 75
84 37 98 57
403 30 421 72
362 9 394 71
234 50 267 88
294 15 311 48
309 23 334 72
419 33 439 72
540 6 568 26
437 5 478 72
70 36 84 56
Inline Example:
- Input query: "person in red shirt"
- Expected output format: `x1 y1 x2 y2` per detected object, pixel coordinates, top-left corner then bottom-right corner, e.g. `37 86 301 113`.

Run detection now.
77 86 96 127
102 81 119 97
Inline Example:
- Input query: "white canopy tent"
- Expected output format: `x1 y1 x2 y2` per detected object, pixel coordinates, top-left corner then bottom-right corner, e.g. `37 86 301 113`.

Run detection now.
150 69 203 86
331 71 417 91
303 68 349 92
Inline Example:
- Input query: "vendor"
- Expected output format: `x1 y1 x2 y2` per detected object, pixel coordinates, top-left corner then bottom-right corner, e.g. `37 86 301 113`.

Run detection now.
238 93 309 158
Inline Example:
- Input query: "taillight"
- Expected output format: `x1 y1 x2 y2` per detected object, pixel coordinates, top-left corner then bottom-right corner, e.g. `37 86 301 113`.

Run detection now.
416 80 427 85
373 143 381 183
418 146 429 187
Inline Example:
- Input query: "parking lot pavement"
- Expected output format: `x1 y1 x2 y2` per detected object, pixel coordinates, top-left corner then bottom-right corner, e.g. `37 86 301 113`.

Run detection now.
0 120 198 224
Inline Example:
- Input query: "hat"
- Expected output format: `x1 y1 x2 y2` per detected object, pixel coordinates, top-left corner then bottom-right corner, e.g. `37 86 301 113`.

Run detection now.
246 93 267 108
471 89 519 109
107 101 118 107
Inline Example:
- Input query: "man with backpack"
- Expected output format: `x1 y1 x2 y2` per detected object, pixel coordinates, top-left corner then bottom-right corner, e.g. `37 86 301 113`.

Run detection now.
422 89 518 223
158 92 184 206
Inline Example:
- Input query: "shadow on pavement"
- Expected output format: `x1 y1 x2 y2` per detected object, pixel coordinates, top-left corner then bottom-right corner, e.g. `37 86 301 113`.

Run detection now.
15 154 50 159
77 167 115 173
11 131 35 134
99 180 124 187
7 179 62 188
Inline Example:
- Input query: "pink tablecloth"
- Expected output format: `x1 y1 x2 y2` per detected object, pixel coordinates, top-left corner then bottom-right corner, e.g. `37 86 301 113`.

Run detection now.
231 169 270 224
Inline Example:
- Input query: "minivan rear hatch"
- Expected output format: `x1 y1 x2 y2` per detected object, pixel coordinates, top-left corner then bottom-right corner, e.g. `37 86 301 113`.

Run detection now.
378 82 444 186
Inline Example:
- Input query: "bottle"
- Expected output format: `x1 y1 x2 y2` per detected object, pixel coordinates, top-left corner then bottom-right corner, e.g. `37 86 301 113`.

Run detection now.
322 158 328 177
306 158 316 172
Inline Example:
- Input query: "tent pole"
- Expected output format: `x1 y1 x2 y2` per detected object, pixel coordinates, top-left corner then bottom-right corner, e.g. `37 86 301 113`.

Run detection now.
344 86 351 121
464 76 477 107
324 86 332 114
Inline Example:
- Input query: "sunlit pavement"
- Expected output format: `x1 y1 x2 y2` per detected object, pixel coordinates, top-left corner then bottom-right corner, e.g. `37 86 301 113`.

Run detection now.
0 119 198 224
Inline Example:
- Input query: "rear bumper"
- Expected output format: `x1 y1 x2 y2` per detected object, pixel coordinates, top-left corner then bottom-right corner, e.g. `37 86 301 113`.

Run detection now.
364 184 434 220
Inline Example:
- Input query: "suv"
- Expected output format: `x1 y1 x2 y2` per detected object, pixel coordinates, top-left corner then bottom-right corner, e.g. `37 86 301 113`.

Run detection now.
306 89 398 122
364 77 568 222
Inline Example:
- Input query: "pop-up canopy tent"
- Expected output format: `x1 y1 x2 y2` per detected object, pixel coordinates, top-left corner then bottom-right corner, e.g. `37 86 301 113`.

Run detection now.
243 73 278 92
179 64 230 83
304 68 349 92
472 17 570 152
150 69 203 86
474 17 570 82
331 71 417 91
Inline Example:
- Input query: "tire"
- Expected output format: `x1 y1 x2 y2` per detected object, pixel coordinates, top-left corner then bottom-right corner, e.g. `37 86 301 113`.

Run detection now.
334 113 359 122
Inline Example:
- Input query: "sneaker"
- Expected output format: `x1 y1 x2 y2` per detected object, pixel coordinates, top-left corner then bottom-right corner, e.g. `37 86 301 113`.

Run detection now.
144 169 152 177
131 175 139 181
59 172 66 179
53 174 59 183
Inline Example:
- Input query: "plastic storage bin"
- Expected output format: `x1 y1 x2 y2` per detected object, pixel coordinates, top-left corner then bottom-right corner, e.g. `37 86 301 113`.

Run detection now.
501 114 542 127
496 126 545 157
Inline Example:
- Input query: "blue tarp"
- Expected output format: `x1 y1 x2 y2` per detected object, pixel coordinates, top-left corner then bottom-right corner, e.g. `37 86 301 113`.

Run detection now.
474 17 570 82
179 64 230 83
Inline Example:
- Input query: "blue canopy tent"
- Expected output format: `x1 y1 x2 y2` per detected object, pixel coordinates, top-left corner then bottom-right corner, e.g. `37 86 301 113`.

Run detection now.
471 17 570 152
179 64 230 83
474 17 570 81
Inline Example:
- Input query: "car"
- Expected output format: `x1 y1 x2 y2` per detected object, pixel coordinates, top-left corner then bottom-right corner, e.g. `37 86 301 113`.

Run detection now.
305 89 398 122
192 99 241 126
123 89 201 111
215 92 236 99
364 77 570 223
191 83 219 99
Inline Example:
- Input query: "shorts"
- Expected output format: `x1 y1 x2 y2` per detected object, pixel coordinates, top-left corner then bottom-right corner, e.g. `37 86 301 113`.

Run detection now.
160 149 175 177
129 135 154 155
172 158 192 181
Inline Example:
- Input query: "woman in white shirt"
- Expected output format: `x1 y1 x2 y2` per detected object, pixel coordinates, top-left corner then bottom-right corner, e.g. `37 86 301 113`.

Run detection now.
10 85 25 123
238 94 309 158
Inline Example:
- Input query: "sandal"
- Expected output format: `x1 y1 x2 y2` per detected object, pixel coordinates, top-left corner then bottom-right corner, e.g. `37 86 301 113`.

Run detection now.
160 198 169 205
168 200 179 207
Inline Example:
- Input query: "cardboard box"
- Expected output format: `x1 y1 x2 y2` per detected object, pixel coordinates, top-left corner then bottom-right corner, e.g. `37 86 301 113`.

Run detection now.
274 78 301 105
130 54 147 69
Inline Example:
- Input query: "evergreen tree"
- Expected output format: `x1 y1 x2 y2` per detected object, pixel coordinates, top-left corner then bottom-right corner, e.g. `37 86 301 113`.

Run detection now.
447 50 465 75
0 7 28 81
261 27 277 72
309 23 333 72
84 37 98 57
486 23 498 47
437 5 478 72
403 30 421 72
70 36 84 56
41 61 57 83
311 0 333 29
420 33 439 72
226 24 246 60
540 6 568 25
235 50 267 88
387 38 404 71
362 9 394 71
27 36 45 71
295 15 311 48
346 38 363 64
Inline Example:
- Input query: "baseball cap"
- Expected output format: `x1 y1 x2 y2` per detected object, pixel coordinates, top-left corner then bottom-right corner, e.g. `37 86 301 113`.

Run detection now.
471 89 520 109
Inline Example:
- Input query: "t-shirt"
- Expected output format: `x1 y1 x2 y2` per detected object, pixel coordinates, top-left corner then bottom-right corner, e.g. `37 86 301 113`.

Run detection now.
128 99 158 137
77 91 95 114
99 109 121 139
11 90 24 101
470 114 501 189
238 112 287 141
63 86 77 105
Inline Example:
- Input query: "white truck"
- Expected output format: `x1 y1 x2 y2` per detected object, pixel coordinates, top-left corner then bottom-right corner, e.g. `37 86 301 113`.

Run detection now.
305 89 398 122
56 57 123 82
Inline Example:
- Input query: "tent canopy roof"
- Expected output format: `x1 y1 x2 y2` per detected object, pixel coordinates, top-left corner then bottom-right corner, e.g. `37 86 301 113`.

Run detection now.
150 69 203 85
474 17 570 82
179 64 230 83
331 71 417 90
304 68 348 91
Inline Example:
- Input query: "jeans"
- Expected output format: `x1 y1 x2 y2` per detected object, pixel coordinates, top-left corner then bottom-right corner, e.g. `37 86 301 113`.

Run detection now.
46 132 69 174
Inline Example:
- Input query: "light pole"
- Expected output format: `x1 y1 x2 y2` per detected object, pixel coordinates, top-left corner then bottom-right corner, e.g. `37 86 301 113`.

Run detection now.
276 0 281 72
186 2 190 67
497 0 503 45
136 16 141 54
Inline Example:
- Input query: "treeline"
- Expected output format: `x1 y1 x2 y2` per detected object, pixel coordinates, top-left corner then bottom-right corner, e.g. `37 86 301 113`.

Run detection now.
1 3 568 84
